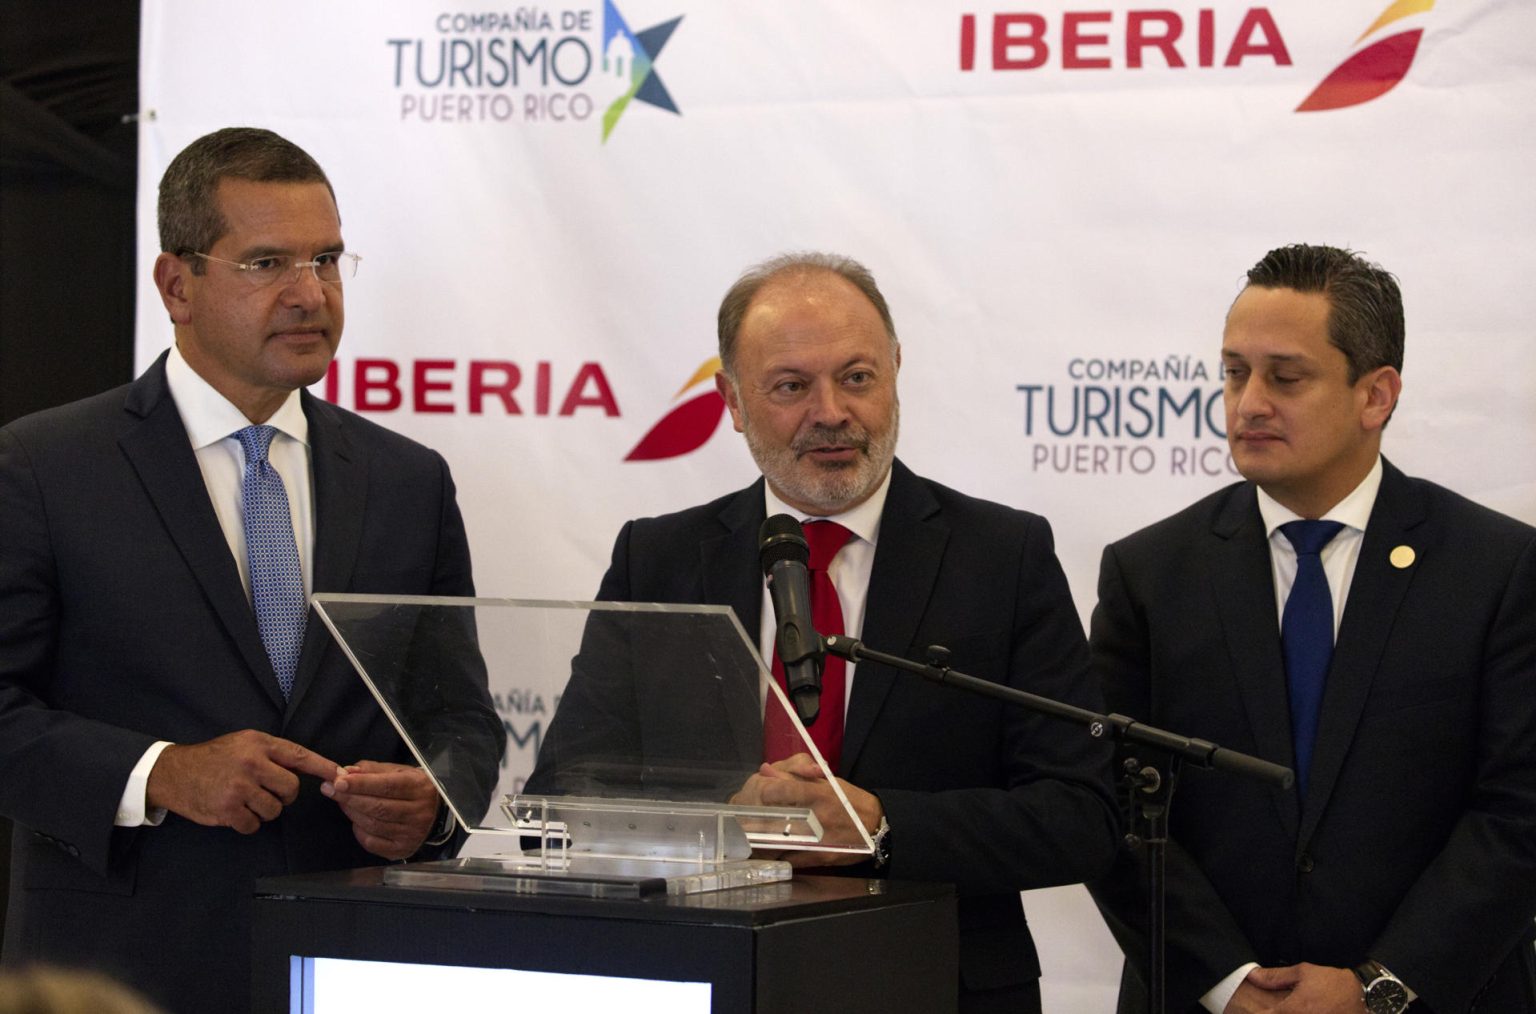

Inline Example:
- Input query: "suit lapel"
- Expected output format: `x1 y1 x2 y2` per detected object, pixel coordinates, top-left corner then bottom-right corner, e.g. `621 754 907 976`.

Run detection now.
701 483 768 764
702 481 766 628
287 394 368 712
1299 461 1424 844
1207 484 1300 838
117 356 285 709
842 461 946 775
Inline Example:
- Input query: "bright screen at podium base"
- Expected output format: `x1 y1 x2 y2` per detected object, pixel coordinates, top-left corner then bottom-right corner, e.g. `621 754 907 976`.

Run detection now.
292 956 711 1012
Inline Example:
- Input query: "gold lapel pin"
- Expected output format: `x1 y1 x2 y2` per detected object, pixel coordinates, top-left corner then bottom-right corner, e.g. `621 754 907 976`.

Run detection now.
1390 545 1416 569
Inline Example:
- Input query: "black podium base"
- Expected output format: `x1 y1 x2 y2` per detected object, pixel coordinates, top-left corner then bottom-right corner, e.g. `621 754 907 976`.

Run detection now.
253 866 957 1013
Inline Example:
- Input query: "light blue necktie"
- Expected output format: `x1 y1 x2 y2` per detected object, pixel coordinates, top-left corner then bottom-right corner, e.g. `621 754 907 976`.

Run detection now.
236 425 306 699
1279 519 1345 802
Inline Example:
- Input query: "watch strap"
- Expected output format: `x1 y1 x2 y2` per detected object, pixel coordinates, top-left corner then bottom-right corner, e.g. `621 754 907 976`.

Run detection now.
1353 960 1410 1014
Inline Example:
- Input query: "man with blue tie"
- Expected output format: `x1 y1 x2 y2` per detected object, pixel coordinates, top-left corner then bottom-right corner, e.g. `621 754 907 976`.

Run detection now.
0 128 496 1013
1088 244 1536 1014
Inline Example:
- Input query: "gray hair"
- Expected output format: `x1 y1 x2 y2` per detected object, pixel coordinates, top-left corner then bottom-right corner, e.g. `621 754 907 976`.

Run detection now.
717 252 897 377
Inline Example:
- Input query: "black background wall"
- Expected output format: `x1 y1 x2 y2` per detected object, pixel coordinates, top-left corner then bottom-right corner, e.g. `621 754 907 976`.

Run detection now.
0 4 141 940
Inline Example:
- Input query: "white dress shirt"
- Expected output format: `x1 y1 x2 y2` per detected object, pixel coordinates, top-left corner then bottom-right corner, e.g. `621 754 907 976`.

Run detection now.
1201 458 1384 1012
755 468 892 723
113 345 317 827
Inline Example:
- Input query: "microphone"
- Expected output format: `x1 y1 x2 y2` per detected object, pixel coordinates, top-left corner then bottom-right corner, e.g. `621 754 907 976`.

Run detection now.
759 513 823 725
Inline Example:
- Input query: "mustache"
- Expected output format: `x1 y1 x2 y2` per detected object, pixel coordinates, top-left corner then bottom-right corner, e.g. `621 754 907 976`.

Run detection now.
793 425 869 455
272 308 331 327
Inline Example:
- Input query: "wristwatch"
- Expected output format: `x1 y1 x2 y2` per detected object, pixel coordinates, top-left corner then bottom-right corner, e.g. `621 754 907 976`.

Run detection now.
1353 960 1410 1014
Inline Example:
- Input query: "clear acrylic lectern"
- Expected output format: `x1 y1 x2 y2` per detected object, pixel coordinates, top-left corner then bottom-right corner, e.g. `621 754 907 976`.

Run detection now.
311 595 873 897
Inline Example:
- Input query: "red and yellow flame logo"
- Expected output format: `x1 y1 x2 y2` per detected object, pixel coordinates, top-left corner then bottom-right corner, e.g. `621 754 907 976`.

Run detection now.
1297 0 1433 112
624 357 729 461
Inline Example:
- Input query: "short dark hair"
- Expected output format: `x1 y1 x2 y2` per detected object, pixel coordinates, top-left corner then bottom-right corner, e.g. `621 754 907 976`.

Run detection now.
157 127 335 272
717 252 897 377
1244 243 1404 382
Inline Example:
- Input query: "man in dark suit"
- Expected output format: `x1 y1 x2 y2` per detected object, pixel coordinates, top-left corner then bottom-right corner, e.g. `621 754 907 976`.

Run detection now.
1089 244 1536 1014
0 128 499 1013
580 252 1119 1012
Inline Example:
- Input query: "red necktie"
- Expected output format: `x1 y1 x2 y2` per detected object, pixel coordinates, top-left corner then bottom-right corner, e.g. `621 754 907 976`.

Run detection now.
764 520 853 769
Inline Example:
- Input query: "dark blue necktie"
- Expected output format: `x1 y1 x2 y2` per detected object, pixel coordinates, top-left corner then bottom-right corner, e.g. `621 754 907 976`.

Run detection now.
1279 519 1344 801
236 425 306 699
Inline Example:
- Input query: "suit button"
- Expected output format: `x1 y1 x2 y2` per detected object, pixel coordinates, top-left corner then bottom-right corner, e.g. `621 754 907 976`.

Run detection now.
1296 854 1314 874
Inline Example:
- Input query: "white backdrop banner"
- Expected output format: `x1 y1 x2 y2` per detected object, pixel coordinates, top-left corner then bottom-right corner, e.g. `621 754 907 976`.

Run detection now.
137 2 1536 1008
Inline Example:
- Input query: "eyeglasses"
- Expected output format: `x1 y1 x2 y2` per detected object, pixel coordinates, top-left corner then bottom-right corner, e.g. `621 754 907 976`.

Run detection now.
186 250 361 288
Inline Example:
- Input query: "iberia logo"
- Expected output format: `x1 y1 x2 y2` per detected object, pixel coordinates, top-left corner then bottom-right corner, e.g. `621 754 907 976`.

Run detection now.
602 1 684 141
1297 0 1432 111
625 357 728 461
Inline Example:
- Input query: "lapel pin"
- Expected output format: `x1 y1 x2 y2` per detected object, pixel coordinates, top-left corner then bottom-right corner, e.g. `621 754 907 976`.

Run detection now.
1389 545 1416 569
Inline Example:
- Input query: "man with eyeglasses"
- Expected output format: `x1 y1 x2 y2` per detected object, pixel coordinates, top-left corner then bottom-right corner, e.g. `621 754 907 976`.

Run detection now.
533 251 1120 1013
0 127 500 1013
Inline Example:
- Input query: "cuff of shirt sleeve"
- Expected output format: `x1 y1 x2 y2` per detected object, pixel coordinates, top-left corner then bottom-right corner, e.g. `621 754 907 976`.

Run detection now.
115 740 173 827
422 802 456 848
1202 963 1259 1014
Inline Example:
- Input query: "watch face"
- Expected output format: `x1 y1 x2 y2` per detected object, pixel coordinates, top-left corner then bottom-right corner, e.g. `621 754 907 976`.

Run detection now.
1363 978 1410 1014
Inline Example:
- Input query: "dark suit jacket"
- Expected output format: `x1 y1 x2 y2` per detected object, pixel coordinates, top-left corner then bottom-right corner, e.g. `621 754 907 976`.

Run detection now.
1088 458 1536 1013
0 354 487 1014
579 458 1120 997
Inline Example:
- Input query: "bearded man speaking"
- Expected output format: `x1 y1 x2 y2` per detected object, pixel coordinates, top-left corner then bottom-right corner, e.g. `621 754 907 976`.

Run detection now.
580 251 1119 1014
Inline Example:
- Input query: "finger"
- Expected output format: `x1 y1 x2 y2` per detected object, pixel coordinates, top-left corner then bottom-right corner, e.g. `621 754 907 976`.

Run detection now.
201 763 280 826
226 808 262 835
267 738 345 782
753 779 809 808
731 773 775 806
331 768 435 800
331 760 419 791
351 805 435 859
221 785 278 833
1247 966 1302 990
352 825 416 862
334 794 434 830
339 759 394 775
244 788 284 824
334 778 439 823
255 763 303 807
775 753 826 779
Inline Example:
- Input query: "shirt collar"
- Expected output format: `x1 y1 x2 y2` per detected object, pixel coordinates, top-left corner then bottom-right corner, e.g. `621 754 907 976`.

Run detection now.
1256 455 1383 538
165 343 309 450
762 466 893 549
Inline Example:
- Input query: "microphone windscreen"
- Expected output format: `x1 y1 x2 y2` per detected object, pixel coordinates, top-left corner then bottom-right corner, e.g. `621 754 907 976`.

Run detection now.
758 513 808 574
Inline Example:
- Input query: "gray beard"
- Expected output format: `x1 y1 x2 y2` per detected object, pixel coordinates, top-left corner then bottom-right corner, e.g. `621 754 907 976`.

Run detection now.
742 404 899 515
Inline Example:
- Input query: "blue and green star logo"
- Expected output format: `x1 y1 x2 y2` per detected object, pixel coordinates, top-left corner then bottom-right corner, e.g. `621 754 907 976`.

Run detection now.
601 2 683 141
